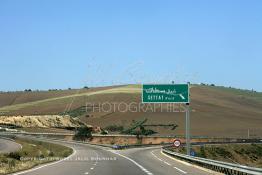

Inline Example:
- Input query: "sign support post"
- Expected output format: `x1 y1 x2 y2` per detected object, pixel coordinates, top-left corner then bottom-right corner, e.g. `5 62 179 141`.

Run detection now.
142 83 191 155
186 103 190 155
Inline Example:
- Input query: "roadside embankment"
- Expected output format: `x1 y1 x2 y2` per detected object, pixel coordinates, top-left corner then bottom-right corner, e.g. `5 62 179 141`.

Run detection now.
0 136 73 175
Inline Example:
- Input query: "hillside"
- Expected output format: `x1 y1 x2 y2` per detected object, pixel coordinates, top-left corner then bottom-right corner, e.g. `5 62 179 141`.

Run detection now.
0 115 84 128
0 86 120 108
0 85 261 138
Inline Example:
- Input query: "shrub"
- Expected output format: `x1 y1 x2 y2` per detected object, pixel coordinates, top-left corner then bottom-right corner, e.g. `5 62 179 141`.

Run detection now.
8 152 21 160
214 147 232 158
48 151 54 157
105 125 124 132
198 146 206 158
8 159 16 168
73 126 92 141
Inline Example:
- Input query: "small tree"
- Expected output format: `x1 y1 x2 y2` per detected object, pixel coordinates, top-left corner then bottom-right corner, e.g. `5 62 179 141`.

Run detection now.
73 126 92 141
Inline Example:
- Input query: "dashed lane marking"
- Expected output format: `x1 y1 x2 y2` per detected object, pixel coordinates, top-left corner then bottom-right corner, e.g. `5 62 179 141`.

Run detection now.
111 150 154 175
151 150 188 174
174 167 187 174
164 161 171 166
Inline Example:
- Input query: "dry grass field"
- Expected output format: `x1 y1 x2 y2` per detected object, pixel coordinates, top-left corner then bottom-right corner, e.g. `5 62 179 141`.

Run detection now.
0 137 72 175
172 144 262 168
0 85 261 138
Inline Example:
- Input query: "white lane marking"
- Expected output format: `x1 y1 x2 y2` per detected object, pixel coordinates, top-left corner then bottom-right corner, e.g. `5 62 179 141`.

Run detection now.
93 150 98 166
174 166 187 174
151 151 162 161
84 172 89 174
11 148 77 175
152 150 187 174
160 149 192 166
161 150 217 174
0 138 23 151
164 161 171 166
90 167 94 170
111 150 153 175
151 150 170 164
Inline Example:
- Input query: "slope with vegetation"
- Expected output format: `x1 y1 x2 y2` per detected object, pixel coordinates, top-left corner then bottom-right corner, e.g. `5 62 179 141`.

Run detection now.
172 144 262 168
0 137 73 174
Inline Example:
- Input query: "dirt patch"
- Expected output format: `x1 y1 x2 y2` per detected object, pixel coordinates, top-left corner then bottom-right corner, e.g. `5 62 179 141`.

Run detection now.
0 115 84 128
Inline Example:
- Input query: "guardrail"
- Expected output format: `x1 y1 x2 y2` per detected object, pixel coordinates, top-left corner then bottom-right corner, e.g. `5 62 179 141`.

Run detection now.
162 149 262 175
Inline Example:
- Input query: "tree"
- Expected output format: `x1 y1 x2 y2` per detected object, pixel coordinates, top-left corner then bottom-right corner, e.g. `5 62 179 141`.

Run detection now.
73 126 92 141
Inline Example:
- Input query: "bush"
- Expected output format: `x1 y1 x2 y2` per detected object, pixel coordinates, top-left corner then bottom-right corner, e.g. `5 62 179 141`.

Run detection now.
214 147 232 158
105 125 124 132
73 126 92 141
48 151 54 157
8 159 16 168
198 146 206 158
8 152 21 160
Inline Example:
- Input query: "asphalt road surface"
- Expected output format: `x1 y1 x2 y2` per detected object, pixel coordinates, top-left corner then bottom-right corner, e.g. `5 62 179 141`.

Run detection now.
117 147 215 175
0 138 22 153
10 139 216 175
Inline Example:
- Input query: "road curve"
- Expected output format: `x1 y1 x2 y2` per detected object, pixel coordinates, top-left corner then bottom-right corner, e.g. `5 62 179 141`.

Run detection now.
117 147 217 175
11 139 150 175
0 138 22 153
10 138 217 175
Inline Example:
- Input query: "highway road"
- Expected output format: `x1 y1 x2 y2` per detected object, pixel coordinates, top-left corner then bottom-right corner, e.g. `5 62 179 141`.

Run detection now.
116 147 216 175
0 138 22 153
9 138 217 175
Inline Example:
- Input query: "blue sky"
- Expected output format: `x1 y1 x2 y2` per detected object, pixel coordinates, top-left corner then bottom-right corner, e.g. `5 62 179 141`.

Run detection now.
0 0 261 91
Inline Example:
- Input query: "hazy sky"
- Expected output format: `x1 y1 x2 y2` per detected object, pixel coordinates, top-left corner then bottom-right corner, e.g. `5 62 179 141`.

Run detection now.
0 0 261 91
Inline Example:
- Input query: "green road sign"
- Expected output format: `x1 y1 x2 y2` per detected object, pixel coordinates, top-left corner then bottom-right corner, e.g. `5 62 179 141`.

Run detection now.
142 84 189 103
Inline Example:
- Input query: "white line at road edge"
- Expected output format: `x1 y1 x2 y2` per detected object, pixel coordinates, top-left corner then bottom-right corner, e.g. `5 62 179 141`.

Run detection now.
0 138 23 151
151 150 187 174
111 150 153 175
160 149 221 175
174 167 187 174
11 148 77 175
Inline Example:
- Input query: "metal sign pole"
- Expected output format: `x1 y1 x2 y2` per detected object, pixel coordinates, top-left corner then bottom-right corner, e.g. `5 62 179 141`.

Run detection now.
142 84 190 154
186 103 190 155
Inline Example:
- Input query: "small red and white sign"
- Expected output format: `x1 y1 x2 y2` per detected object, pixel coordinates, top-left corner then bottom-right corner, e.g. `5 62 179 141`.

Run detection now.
173 139 181 148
